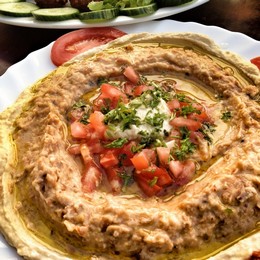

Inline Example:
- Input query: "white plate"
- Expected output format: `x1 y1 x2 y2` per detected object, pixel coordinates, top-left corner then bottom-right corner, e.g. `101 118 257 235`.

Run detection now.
0 0 208 28
0 20 259 259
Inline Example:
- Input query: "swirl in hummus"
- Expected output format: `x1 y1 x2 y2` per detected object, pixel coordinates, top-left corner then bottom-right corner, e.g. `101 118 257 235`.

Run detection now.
0 33 260 260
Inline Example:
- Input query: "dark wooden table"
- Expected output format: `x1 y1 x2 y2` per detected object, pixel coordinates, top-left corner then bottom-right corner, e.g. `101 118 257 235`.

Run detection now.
0 0 259 76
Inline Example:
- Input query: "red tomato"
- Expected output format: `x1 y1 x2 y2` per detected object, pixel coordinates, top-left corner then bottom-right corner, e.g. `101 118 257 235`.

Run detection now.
100 83 128 103
250 56 260 70
131 150 150 171
118 141 137 166
100 150 119 169
169 160 195 186
81 163 102 193
105 167 123 193
170 117 202 131
51 27 127 66
167 99 180 111
169 160 184 178
140 165 173 187
123 66 140 84
133 85 153 97
135 175 162 197
94 83 128 111
70 121 89 139
156 147 171 166
88 111 107 138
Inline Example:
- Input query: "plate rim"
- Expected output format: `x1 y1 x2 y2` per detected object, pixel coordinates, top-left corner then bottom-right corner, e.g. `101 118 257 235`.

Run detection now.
0 0 209 29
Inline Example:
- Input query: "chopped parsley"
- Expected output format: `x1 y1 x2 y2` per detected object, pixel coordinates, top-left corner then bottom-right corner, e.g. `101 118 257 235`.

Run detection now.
173 127 196 160
104 138 128 148
145 111 167 129
174 137 196 160
175 93 190 102
180 104 201 116
221 111 232 122
131 143 146 153
139 130 166 148
118 171 134 190
104 102 141 131
72 99 87 109
149 176 158 187
80 113 90 125
199 122 216 143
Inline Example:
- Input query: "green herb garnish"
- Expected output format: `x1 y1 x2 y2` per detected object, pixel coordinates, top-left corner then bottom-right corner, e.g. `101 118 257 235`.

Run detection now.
149 176 158 187
180 104 201 116
104 138 128 148
221 111 232 122
104 102 141 130
72 99 87 109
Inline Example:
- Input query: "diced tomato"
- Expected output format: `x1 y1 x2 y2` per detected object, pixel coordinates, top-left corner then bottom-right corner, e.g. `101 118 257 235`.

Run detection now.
81 163 102 193
87 140 105 154
135 175 162 197
156 147 171 166
105 167 123 193
140 165 173 187
88 111 107 138
70 121 89 139
100 150 119 169
133 85 153 97
167 99 180 111
131 150 150 171
169 160 184 178
250 56 260 70
169 160 196 186
188 111 210 123
142 149 156 164
101 83 128 103
170 117 202 131
119 141 136 166
51 27 126 66
93 83 128 111
123 66 139 84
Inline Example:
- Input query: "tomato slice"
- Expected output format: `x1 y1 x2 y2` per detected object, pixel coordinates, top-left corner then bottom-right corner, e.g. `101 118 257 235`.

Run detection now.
250 56 260 70
51 27 127 66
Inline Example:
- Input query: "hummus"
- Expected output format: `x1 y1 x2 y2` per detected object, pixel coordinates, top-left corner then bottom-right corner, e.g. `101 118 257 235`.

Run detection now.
0 33 260 260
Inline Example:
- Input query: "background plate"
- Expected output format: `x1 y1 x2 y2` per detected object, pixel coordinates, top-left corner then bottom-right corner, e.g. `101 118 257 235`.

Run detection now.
0 19 259 259
0 0 208 28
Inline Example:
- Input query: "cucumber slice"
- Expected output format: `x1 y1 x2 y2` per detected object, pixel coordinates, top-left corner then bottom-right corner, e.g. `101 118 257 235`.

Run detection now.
158 0 193 7
119 3 157 18
0 0 24 3
79 8 119 23
32 7 79 21
0 2 39 17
